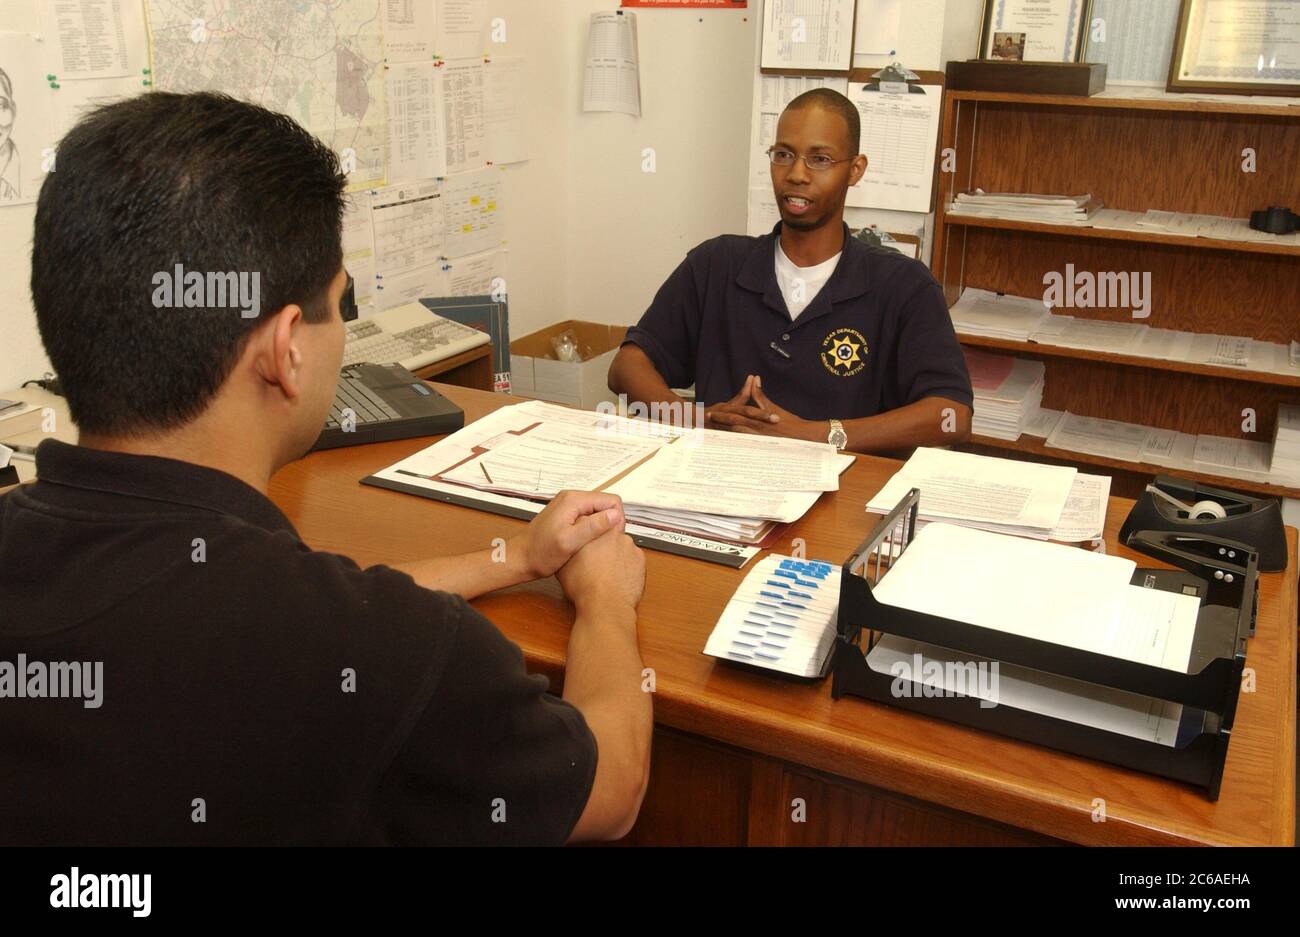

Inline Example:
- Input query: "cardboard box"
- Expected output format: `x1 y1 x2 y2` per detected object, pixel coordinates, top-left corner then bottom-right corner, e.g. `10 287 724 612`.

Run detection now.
510 320 627 410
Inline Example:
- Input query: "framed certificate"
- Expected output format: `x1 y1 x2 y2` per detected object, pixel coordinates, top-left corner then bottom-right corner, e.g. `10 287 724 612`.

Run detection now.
979 0 1093 63
1168 0 1300 95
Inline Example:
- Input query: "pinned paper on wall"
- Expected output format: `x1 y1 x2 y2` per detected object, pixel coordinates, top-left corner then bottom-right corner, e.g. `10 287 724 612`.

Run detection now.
441 58 488 173
844 82 942 213
383 0 436 63
583 11 641 116
437 0 491 61
41 0 149 80
0 32 52 207
443 167 504 258
760 0 855 72
371 179 446 278
484 56 529 165
387 60 447 183
342 190 378 315
853 0 902 56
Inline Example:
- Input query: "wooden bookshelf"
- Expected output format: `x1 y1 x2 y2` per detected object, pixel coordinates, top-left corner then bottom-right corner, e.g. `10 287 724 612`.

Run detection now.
931 89 1300 501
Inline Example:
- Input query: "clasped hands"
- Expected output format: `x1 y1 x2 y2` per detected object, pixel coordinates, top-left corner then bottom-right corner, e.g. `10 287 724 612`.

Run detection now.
704 374 827 443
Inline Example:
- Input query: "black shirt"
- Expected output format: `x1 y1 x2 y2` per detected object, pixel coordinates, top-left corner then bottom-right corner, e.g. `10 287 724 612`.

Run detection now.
624 223 973 419
0 441 596 845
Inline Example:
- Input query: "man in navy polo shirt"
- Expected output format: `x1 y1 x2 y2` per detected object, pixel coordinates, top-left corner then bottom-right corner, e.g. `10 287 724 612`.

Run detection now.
608 89 973 455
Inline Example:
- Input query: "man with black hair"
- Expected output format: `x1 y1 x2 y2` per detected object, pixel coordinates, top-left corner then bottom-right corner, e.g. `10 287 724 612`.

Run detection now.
0 92 650 845
608 88 973 455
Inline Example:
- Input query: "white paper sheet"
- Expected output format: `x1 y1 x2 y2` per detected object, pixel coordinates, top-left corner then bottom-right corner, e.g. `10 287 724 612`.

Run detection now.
867 447 1076 533
446 247 505 297
384 0 436 63
583 11 640 116
43 0 147 80
0 32 53 206
441 58 488 173
441 167 503 258
386 61 447 183
483 56 528 165
845 84 942 213
761 0 855 71
436 0 489 60
371 178 445 278
871 523 1198 671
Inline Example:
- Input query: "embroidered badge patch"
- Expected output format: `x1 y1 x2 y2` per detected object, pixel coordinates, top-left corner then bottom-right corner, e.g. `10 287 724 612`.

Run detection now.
821 327 868 377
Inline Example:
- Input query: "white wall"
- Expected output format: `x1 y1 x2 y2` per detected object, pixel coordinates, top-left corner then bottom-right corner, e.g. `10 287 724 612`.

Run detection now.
561 3 756 327
0 0 757 389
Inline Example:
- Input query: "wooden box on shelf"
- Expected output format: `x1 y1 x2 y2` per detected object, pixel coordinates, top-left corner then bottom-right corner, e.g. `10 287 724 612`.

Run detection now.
945 60 1107 97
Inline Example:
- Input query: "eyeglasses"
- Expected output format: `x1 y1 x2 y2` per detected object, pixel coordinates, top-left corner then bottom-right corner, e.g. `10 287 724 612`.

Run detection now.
767 147 853 172
341 273 358 322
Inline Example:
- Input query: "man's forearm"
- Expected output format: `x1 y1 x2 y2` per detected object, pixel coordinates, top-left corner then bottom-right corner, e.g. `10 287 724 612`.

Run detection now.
391 546 531 601
842 397 972 454
562 599 652 833
608 345 686 410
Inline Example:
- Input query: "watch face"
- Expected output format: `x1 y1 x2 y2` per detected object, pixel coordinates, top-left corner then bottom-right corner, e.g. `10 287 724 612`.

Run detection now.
829 428 848 448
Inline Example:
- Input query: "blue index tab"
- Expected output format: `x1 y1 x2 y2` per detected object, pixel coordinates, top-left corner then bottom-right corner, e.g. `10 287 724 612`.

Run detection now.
759 590 783 600
786 589 814 600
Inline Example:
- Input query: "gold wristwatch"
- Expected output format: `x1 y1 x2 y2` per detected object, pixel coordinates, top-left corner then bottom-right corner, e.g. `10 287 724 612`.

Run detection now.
827 419 848 450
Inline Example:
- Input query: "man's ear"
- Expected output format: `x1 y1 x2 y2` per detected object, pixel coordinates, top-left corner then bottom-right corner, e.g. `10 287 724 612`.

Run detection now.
251 304 306 401
848 154 868 187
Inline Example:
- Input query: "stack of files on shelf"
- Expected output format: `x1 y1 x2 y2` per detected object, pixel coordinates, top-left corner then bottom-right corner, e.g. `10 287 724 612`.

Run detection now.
949 288 1050 340
948 189 1103 226
1041 410 1300 486
1273 404 1300 479
865 447 1109 542
703 554 842 678
950 289 1299 374
1032 316 1147 353
369 398 852 551
962 348 1044 440
1046 412 1151 462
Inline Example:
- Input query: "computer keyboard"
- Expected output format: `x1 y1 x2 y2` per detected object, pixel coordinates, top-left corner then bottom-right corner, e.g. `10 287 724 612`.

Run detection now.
342 301 490 371
314 363 465 451
325 367 402 430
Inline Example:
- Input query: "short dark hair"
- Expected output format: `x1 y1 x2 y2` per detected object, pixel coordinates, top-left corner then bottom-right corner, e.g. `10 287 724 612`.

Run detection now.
784 88 861 156
31 91 347 437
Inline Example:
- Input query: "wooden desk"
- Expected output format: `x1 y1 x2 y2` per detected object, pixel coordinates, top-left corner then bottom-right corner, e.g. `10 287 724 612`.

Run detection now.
269 385 1297 846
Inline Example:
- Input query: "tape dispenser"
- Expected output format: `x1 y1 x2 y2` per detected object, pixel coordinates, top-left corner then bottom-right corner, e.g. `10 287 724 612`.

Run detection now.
1120 474 1288 572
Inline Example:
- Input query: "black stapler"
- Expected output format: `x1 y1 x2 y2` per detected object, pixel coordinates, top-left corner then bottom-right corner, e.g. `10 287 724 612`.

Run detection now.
1119 475 1287 572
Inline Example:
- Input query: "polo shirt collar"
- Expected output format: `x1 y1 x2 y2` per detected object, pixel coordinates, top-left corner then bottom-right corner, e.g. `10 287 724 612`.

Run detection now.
736 222 871 324
33 439 298 537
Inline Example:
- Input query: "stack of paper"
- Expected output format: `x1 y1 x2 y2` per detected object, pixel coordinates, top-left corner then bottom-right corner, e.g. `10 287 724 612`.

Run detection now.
866 523 1200 747
865 447 1107 542
962 349 1044 441
374 398 850 551
703 555 841 678
949 288 1051 340
1272 404 1300 479
948 189 1103 226
1046 412 1151 462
